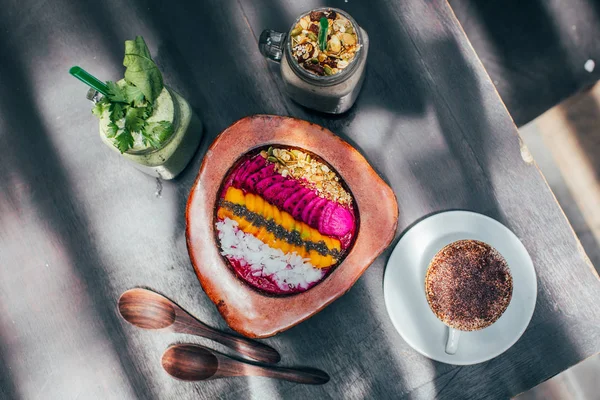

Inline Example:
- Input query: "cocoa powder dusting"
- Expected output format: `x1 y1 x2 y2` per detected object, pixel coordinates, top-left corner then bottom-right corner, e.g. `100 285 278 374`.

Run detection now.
425 240 513 331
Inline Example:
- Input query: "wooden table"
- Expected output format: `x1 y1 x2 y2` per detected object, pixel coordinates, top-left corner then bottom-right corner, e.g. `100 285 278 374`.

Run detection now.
449 0 600 126
1 0 599 398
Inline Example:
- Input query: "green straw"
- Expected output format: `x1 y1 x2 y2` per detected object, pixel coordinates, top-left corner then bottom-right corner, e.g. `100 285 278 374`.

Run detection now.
69 66 110 96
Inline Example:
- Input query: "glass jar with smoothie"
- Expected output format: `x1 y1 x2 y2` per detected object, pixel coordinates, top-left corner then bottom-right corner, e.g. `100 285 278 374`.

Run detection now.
94 81 202 180
71 36 202 180
259 8 369 114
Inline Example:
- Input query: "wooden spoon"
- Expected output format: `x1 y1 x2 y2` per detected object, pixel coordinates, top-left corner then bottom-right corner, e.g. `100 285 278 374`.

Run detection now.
118 288 280 364
162 344 329 385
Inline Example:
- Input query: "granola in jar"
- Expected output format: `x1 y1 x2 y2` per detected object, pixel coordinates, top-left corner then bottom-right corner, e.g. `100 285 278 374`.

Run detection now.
289 9 360 76
259 7 369 114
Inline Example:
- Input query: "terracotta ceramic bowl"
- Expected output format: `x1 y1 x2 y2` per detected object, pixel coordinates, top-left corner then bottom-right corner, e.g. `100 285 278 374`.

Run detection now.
186 115 398 338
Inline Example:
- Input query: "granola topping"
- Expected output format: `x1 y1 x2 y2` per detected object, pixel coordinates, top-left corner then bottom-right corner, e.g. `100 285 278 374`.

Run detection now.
260 147 353 206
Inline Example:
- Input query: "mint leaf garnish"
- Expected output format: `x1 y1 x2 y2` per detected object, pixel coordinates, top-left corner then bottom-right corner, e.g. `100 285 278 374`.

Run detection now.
106 122 119 138
140 126 161 148
141 103 153 119
106 81 128 103
123 36 163 103
124 84 145 107
115 129 134 153
92 98 108 117
109 102 125 121
152 121 174 142
124 107 145 133
140 121 174 149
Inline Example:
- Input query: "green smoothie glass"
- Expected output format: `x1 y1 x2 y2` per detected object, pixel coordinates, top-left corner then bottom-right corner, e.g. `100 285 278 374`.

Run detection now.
73 36 203 180
92 84 203 180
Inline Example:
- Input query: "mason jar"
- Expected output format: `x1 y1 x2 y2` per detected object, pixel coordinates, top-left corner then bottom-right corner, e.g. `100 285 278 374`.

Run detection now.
90 85 203 180
259 7 369 114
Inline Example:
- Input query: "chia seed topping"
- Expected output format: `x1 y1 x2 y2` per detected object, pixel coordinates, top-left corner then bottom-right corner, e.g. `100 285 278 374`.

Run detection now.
220 200 340 258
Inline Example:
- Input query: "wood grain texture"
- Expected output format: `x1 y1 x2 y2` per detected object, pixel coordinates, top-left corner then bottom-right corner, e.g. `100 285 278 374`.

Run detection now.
0 0 599 399
162 344 329 384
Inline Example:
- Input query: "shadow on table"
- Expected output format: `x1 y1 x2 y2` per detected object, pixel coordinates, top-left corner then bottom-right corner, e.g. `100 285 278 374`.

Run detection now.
64 0 125 69
123 0 303 246
447 0 586 127
0 7 158 400
117 0 309 396
0 343 18 400
401 32 585 399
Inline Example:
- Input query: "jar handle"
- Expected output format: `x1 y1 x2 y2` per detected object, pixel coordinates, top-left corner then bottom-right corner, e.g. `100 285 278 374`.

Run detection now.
259 30 286 62
86 88 101 104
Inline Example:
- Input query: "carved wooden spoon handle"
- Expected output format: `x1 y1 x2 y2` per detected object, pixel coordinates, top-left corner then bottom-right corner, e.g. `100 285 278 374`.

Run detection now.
244 363 330 385
174 309 281 364
208 329 281 364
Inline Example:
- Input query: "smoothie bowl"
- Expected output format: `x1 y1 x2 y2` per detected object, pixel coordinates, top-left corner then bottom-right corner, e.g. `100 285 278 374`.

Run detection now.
186 115 397 337
216 146 358 295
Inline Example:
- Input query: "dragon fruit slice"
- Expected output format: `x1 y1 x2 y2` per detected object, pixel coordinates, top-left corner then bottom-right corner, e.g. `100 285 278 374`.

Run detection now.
271 187 298 208
262 182 289 200
244 164 275 191
292 191 317 220
301 196 324 222
237 156 266 185
255 174 287 194
231 159 250 187
319 203 354 237
308 198 328 228
282 188 310 213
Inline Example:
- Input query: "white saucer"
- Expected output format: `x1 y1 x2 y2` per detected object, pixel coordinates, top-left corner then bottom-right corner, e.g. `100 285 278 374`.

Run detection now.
383 211 537 365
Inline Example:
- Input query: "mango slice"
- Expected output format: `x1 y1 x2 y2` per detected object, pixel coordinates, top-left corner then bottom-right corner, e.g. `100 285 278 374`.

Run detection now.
219 188 341 268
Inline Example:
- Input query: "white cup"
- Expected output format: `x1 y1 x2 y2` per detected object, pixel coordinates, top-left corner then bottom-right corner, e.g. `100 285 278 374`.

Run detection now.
445 327 461 355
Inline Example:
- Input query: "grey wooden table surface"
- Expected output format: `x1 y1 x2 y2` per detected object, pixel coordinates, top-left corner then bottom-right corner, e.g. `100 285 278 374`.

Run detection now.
1 0 599 399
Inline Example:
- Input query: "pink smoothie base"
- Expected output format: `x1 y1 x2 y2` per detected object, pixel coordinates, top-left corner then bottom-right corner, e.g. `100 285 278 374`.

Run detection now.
226 256 329 295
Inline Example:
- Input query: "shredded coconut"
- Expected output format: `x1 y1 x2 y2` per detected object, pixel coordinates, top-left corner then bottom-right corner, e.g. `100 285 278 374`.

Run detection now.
216 217 325 291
